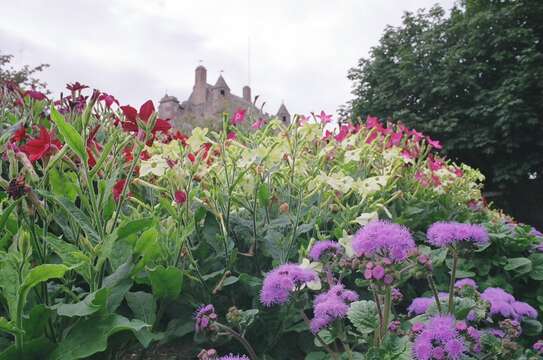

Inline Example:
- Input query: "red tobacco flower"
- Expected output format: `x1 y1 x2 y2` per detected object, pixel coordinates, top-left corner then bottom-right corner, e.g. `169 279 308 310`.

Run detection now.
335 125 350 142
24 90 47 101
120 100 171 134
66 82 89 92
226 131 237 141
174 190 187 205
316 111 333 124
113 179 130 202
11 125 27 143
426 136 442 149
98 92 119 108
21 127 62 162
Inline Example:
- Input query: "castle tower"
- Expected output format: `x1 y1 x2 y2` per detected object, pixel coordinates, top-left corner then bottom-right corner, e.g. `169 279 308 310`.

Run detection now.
158 94 181 121
192 65 207 105
277 103 291 124
243 85 251 103
212 75 231 105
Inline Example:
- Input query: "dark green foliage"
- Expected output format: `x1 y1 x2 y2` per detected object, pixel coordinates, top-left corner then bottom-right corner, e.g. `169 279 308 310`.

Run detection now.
347 0 543 190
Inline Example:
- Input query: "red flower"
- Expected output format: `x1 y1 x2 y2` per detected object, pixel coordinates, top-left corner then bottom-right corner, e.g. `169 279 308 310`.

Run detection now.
427 155 444 171
120 100 171 134
174 190 187 205
24 90 47 101
98 92 119 108
426 136 442 149
66 82 89 92
113 179 130 202
335 125 350 142
231 108 246 125
21 127 62 162
11 126 26 143
226 131 237 141
172 131 188 146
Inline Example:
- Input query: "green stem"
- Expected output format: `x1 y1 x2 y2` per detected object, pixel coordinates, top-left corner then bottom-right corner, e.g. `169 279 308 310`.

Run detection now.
448 249 458 314
299 310 337 359
427 275 443 314
371 285 384 345
215 322 258 360
382 285 392 340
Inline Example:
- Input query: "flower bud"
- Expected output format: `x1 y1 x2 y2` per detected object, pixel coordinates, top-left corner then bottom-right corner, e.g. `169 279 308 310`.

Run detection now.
279 202 289 213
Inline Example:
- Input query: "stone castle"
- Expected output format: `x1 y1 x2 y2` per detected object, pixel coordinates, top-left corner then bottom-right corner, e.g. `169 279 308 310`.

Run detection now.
158 65 291 132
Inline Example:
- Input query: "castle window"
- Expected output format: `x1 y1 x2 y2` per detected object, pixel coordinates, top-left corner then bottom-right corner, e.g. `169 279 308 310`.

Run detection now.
282 116 287 122
220 90 225 96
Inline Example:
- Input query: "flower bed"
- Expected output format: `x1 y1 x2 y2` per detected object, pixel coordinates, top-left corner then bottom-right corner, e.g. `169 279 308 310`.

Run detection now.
1 82 542 359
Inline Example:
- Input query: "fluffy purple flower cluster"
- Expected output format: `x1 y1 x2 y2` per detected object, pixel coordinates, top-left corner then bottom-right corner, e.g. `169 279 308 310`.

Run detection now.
408 293 448 315
426 222 489 248
413 315 470 360
352 220 416 262
454 278 477 290
260 264 317 306
194 304 217 332
533 340 543 354
481 288 538 321
310 284 358 333
308 240 343 261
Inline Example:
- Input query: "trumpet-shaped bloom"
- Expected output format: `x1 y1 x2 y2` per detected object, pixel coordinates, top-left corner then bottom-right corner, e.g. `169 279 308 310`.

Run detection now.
21 127 62 162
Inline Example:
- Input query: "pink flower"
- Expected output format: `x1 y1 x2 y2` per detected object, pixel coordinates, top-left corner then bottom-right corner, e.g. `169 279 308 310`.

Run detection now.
426 136 442 149
251 118 266 129
335 125 350 142
66 82 89 92
298 114 310 125
231 108 246 125
98 92 119 108
226 131 237 141
410 129 424 142
428 156 444 171
24 90 47 101
454 167 463 177
316 111 333 124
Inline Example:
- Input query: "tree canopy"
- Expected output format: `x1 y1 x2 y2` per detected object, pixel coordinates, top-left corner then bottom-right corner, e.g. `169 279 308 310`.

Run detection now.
347 0 543 191
0 52 49 92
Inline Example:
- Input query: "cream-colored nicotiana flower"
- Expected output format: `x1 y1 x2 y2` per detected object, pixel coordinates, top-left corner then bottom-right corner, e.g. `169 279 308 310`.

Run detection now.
159 141 183 161
299 258 322 291
187 127 209 152
352 175 389 197
317 172 354 193
140 155 169 177
353 211 379 227
298 123 321 142
344 149 362 163
338 230 355 258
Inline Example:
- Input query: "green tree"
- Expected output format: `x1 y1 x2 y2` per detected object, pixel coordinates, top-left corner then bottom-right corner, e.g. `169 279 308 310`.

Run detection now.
0 52 49 92
347 0 543 194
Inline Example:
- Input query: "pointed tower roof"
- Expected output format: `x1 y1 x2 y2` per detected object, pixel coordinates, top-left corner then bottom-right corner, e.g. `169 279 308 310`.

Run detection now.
214 75 230 90
160 93 179 103
277 103 290 115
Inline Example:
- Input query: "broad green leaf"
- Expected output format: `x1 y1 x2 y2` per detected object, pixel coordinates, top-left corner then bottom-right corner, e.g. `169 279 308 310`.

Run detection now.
47 235 92 283
258 183 270 207
529 253 543 281
23 305 51 339
38 191 100 243
55 288 109 317
49 314 148 360
0 199 21 236
49 169 78 202
149 265 183 300
504 257 532 274
522 319 542 336
116 217 156 241
347 300 379 334
50 105 87 162
21 264 68 293
125 292 156 325
0 337 55 360
0 317 22 335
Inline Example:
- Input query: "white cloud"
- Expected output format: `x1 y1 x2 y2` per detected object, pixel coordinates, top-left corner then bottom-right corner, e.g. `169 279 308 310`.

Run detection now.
0 0 456 116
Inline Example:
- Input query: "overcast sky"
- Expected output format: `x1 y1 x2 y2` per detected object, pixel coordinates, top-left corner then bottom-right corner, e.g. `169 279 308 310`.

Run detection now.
1 0 456 116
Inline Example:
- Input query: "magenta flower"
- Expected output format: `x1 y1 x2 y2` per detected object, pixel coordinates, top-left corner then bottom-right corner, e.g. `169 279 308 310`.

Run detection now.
98 92 119 108
66 82 89 92
24 90 47 101
260 264 317 306
533 340 543 354
308 240 342 261
426 136 443 149
426 222 489 248
310 284 358 333
194 304 217 332
316 111 333 124
413 315 466 360
251 118 266 129
335 125 351 142
174 190 187 205
352 220 416 262
231 108 246 125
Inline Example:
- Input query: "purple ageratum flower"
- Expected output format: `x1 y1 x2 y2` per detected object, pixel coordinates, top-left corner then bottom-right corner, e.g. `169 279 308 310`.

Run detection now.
352 220 416 262
536 242 543 252
260 263 317 306
454 278 478 290
310 284 358 333
194 304 217 332
218 355 250 360
533 340 543 354
426 222 489 248
408 293 448 315
481 287 538 321
308 240 343 261
530 227 543 238
413 315 466 360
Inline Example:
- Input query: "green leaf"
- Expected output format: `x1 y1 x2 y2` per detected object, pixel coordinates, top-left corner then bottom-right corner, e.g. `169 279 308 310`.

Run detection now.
125 292 156 325
258 183 270 207
504 257 532 274
55 288 109 318
47 235 92 283
49 314 148 360
23 305 51 339
50 105 87 162
0 337 55 360
529 253 543 281
0 199 20 236
521 319 542 336
0 317 22 336
38 191 100 243
347 300 379 334
116 217 156 241
49 169 78 202
20 264 68 298
149 266 183 300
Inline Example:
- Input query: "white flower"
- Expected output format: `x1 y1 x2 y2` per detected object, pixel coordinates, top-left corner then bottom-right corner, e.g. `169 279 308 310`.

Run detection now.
140 155 169 177
299 258 322 291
